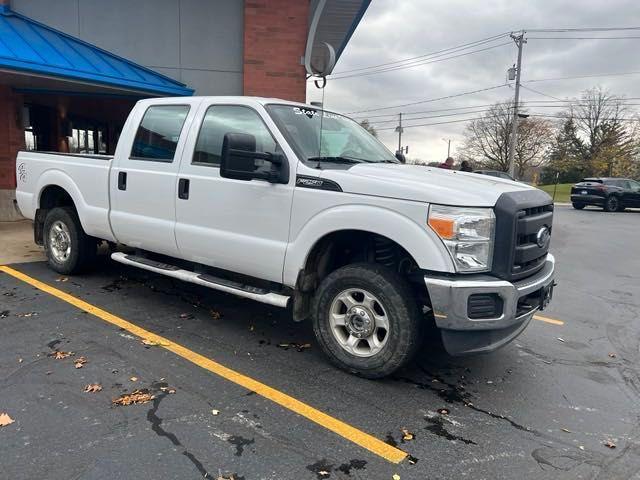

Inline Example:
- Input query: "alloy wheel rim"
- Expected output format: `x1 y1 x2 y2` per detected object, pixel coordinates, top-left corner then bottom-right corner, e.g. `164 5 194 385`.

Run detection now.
328 288 390 357
49 220 72 263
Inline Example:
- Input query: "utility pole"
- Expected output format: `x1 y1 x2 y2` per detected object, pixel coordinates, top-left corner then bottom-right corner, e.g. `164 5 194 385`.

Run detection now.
507 31 526 179
443 138 451 157
395 112 403 153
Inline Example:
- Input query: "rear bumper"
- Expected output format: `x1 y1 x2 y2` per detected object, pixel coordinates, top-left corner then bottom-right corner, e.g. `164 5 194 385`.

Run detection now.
424 254 555 355
571 194 604 204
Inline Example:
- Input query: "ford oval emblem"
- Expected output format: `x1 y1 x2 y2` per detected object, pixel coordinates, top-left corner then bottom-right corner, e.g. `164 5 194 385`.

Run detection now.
536 226 551 249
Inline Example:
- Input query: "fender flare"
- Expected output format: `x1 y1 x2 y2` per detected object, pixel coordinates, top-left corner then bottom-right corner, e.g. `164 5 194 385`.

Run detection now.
35 169 92 233
283 204 454 286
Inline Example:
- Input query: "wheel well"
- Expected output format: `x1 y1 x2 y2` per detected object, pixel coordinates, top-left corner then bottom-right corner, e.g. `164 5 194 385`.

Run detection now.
292 230 423 321
34 185 77 245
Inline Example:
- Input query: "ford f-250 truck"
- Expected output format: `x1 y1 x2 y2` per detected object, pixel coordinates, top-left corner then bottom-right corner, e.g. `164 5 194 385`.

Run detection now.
15 96 555 378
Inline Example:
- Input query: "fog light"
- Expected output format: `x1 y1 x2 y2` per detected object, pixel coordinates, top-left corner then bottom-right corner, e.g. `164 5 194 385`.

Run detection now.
467 293 503 319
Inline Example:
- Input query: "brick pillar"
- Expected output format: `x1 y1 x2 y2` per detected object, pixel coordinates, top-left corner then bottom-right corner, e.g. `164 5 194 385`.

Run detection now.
243 0 309 103
0 85 25 190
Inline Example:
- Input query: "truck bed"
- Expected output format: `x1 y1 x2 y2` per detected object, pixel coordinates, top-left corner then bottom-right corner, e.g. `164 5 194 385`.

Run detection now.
15 151 116 242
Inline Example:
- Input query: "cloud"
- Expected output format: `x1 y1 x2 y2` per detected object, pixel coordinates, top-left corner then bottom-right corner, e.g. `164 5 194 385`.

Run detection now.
307 0 640 163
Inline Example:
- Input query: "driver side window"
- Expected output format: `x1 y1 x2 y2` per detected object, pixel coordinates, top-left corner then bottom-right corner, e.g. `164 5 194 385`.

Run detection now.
193 105 277 166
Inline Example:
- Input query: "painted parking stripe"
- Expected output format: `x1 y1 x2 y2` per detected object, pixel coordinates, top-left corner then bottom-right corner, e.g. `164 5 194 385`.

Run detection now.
0 265 407 464
533 315 564 326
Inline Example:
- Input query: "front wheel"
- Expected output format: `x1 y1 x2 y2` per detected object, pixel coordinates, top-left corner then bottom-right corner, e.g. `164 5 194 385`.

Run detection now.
572 202 585 210
44 207 97 274
312 263 422 378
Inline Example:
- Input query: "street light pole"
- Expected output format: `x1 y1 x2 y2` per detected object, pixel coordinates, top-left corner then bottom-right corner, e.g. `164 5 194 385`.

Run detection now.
396 112 403 153
443 138 451 157
507 31 526 179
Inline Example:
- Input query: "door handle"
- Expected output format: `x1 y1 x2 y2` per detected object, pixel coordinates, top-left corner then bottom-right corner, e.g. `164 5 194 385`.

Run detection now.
118 171 127 190
178 178 190 200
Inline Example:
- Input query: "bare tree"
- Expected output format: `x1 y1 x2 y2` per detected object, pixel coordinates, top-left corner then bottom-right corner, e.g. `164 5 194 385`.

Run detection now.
359 119 378 138
460 101 553 178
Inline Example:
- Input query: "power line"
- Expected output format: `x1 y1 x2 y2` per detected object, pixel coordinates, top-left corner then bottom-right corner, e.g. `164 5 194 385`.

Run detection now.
347 84 509 114
528 36 640 39
520 84 565 101
326 42 512 80
526 26 640 32
525 71 640 83
330 32 510 75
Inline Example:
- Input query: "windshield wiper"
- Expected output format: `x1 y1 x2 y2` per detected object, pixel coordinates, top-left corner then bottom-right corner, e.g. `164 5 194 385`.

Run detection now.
307 156 365 164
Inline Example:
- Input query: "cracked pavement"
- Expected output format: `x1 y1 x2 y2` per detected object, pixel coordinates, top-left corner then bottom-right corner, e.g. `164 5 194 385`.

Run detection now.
1 205 639 479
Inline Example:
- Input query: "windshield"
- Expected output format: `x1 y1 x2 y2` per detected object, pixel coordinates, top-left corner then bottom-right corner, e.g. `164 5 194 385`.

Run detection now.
266 104 398 164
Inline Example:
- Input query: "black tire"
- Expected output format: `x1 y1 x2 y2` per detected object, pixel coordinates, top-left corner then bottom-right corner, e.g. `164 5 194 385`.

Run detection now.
312 263 422 378
43 207 97 274
604 195 622 212
572 202 585 210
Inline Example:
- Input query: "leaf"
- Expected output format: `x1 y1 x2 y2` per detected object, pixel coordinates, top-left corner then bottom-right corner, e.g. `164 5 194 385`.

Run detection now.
276 342 311 352
318 472 330 478
211 409 220 416
84 383 103 393
55 277 69 282
130 376 138 382
393 475 401 480
112 389 155 406
179 313 194 320
17 311 38 317
401 428 414 441
608 352 617 358
0 412 15 427
210 310 222 320
605 440 616 449
74 356 87 369
216 474 235 480
561 428 572 433
51 350 74 359
141 339 169 347
437 408 450 415
557 337 565 343
160 386 176 394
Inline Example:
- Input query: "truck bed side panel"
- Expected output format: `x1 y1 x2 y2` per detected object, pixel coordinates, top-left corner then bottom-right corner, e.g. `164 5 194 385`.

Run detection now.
15 151 116 242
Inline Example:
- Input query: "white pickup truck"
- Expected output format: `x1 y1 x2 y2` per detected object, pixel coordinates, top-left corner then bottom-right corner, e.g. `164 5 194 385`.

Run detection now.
15 96 555 378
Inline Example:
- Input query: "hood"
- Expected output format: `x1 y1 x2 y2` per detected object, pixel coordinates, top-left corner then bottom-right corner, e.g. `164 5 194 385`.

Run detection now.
317 164 537 207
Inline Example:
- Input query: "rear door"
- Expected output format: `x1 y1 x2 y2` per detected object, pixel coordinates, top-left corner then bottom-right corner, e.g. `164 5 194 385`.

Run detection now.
624 180 640 207
109 101 196 257
174 102 295 283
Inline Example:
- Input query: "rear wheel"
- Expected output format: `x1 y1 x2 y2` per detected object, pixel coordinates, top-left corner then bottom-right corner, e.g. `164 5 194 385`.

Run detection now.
604 195 622 212
312 263 422 378
572 202 585 210
44 207 97 274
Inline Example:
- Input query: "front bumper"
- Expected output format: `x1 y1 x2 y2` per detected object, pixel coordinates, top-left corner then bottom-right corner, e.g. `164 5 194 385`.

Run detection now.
424 253 555 355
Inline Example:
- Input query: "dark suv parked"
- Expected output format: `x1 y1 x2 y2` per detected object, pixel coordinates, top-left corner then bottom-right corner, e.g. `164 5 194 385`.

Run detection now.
571 178 640 211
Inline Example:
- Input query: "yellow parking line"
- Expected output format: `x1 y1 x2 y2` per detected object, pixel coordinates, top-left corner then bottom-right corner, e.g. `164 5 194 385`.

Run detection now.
0 266 406 464
534 315 564 326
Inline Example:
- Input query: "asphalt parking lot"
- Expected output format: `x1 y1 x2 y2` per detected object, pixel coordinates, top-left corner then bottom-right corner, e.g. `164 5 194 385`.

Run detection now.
1 205 639 480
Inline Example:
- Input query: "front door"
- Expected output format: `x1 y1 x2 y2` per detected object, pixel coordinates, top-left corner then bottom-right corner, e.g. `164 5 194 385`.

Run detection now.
110 103 194 257
175 103 295 283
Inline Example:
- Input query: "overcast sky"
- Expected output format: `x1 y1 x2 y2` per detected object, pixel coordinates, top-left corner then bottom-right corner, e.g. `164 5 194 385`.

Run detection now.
307 0 640 164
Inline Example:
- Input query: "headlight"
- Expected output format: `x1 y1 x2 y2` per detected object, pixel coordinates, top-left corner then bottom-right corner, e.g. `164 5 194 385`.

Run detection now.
428 205 495 272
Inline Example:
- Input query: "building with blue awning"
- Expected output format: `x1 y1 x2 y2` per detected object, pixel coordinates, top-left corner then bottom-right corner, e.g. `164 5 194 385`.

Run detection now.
0 0 369 220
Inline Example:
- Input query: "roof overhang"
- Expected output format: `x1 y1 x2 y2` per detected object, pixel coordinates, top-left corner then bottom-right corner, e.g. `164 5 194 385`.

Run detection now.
0 7 193 97
305 0 370 77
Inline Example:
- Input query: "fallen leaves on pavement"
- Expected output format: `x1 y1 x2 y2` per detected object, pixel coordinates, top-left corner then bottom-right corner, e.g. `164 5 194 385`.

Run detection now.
605 440 617 449
437 408 450 415
276 342 311 352
0 412 15 427
160 386 176 394
17 312 38 317
561 428 572 433
211 409 220 416
141 339 169 347
74 356 87 369
210 310 222 320
130 376 138 382
84 383 103 393
51 350 74 359
112 389 155 406
0 310 9 318
55 277 69 282
401 428 414 441
557 337 565 343
393 474 401 480
608 352 617 358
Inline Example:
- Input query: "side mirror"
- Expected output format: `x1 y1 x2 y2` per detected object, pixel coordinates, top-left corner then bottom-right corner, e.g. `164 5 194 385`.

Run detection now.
395 151 406 163
220 133 288 184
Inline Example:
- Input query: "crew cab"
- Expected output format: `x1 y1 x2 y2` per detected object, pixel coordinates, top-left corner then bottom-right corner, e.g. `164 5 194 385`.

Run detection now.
15 96 556 378
571 177 640 212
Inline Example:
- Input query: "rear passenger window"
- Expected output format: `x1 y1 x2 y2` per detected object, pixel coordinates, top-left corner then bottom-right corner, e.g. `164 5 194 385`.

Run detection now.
193 105 277 166
131 105 190 161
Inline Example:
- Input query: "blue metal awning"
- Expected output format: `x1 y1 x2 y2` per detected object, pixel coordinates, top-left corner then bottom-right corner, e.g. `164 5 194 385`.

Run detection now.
0 6 193 97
